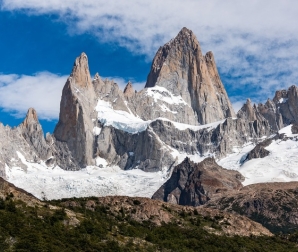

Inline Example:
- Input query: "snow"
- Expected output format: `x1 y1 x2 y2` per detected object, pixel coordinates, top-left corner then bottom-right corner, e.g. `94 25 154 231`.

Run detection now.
5 124 298 200
95 99 150 134
93 126 101 135
145 85 188 105
278 97 288 104
5 152 168 200
219 125 298 186
170 119 224 132
95 98 225 134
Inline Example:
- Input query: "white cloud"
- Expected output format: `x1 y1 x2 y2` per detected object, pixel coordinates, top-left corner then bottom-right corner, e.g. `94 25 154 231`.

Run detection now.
0 72 67 120
0 72 145 120
2 0 298 107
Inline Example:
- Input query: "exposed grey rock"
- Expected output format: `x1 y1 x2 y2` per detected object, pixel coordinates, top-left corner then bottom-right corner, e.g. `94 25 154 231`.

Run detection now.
256 85 298 131
242 133 286 163
0 108 55 178
145 27 235 124
152 157 243 206
257 99 283 131
273 85 298 125
54 52 97 168
237 99 265 122
19 108 52 161
292 123 298 134
94 117 271 172
123 81 135 98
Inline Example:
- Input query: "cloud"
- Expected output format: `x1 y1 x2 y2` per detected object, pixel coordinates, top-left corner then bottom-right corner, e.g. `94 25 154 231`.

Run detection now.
0 72 67 120
0 72 145 120
2 0 298 107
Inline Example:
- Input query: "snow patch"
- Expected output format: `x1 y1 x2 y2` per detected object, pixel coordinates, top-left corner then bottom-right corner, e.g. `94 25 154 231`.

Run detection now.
145 85 188 105
93 126 101 135
95 99 150 134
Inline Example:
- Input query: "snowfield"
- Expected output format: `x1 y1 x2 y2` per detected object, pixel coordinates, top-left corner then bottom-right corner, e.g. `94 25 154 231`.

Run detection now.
4 116 298 200
5 151 169 200
218 125 298 185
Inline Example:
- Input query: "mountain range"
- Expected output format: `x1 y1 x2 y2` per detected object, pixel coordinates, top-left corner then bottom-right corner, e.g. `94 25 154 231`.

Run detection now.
1 27 298 236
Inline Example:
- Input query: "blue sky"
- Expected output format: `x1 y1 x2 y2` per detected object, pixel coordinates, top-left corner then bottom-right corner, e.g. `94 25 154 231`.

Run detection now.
1 1 298 133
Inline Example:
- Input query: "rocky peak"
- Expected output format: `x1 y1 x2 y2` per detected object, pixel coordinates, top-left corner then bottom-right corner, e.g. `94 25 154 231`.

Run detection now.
145 27 235 125
21 108 39 127
54 53 96 168
123 81 135 98
237 99 268 125
93 72 100 80
278 86 298 124
19 108 51 161
152 157 243 206
69 52 92 88
237 99 257 121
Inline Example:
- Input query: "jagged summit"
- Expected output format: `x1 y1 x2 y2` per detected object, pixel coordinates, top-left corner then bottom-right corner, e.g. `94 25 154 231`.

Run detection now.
123 81 135 98
145 27 235 124
54 52 96 168
21 108 39 126
69 52 92 88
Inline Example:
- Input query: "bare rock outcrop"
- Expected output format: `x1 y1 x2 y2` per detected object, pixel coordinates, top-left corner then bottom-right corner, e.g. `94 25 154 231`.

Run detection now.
123 81 135 98
152 157 244 206
145 27 235 124
19 108 52 161
205 182 298 233
54 52 97 168
60 195 272 236
273 85 298 125
292 123 298 134
237 99 265 122
256 85 298 131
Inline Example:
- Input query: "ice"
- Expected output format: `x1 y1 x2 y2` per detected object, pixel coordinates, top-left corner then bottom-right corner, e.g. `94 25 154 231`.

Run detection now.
96 99 150 134
219 125 298 186
5 152 169 200
95 98 225 134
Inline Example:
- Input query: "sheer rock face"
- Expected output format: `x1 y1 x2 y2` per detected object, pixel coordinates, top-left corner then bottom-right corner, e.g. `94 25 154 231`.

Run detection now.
20 108 52 161
0 108 55 177
292 123 298 134
93 75 131 113
94 117 271 172
273 85 298 125
257 99 282 131
145 27 235 124
54 53 97 168
237 99 265 122
152 157 244 206
123 82 135 98
256 85 298 131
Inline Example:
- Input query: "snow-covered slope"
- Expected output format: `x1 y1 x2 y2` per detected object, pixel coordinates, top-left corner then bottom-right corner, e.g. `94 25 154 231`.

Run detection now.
4 124 298 200
219 125 298 185
5 152 169 200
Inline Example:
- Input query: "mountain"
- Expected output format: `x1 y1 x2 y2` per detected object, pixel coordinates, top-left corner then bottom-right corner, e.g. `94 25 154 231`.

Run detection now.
152 157 243 206
145 27 235 124
205 181 298 233
1 27 298 205
5 179 298 251
239 85 298 131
